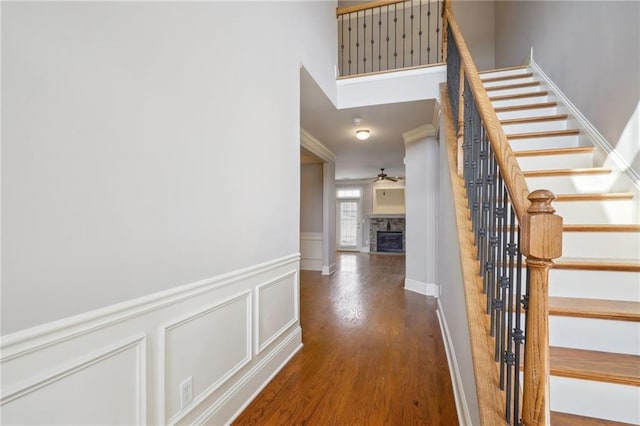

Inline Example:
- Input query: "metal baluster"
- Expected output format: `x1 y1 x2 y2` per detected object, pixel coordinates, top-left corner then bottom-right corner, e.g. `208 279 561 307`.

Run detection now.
513 230 525 424
371 9 374 73
394 4 398 69
386 5 390 70
427 0 432 63
340 15 344 77
356 11 359 74
419 0 422 65
378 7 382 72
362 10 367 72
504 206 518 423
410 0 414 66
402 0 406 68
348 13 352 75
436 0 440 61
497 184 507 372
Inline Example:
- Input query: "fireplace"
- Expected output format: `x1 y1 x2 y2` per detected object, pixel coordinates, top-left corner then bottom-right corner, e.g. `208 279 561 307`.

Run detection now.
376 231 404 253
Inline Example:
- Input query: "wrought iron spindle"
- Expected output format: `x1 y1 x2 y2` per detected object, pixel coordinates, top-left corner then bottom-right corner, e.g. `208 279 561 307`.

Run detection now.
394 4 398 69
436 0 440 61
419 0 422 64
348 13 352 75
378 7 382 72
371 9 374 73
362 10 367 72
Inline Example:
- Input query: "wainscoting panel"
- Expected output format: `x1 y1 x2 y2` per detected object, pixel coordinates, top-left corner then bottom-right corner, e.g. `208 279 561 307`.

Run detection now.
256 271 299 355
0 254 301 425
162 291 252 422
0 335 146 425
300 232 323 271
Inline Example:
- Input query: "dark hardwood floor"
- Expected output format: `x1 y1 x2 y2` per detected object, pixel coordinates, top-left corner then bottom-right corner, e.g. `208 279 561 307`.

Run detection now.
234 253 458 425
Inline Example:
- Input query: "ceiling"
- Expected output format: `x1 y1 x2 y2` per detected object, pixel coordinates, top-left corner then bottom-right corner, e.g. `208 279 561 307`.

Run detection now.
300 68 435 181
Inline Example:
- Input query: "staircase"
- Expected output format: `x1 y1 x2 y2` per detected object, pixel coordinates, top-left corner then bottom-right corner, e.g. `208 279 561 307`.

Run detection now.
480 65 640 425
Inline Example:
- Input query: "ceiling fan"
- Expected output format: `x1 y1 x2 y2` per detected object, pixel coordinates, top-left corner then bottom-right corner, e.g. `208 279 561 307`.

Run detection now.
372 168 402 183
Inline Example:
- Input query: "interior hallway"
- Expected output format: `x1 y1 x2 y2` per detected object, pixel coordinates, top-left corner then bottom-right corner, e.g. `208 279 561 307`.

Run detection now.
234 252 458 425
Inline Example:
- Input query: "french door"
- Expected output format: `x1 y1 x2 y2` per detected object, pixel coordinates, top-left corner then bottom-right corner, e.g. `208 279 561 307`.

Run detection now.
338 199 360 250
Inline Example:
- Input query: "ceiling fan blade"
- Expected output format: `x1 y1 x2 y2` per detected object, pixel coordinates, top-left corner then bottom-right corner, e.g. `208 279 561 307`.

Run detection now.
371 177 379 183
386 177 398 182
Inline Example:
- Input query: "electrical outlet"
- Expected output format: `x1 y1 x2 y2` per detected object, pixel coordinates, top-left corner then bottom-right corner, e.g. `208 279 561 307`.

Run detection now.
179 376 193 410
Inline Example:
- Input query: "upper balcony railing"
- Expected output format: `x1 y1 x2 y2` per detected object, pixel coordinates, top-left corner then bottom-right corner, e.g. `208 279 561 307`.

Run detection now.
337 0 443 77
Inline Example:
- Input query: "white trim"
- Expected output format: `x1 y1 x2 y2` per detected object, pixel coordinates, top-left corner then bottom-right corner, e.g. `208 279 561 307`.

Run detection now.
1 254 300 362
195 327 303 425
300 128 336 162
300 232 322 241
436 299 472 426
404 278 439 297
337 63 445 85
359 246 370 253
255 271 299 355
321 263 336 276
402 124 436 145
0 334 147 425
529 58 640 186
160 291 253 425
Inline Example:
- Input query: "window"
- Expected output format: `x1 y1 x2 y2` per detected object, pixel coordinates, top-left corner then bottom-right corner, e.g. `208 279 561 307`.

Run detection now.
337 189 361 199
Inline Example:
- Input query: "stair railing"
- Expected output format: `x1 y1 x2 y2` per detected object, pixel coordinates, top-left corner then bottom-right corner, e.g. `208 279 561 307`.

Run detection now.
442 3 563 425
336 0 443 77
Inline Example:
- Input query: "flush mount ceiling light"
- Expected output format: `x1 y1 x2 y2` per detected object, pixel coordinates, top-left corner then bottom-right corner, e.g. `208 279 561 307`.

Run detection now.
356 129 370 140
353 118 371 141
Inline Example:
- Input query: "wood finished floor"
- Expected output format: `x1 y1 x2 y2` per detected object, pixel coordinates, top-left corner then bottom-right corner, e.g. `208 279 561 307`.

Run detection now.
234 253 458 425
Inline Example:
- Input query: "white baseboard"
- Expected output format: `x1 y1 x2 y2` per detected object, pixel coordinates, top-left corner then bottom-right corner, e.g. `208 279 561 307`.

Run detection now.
436 299 472 426
321 263 336 276
404 278 439 297
360 246 370 253
300 259 322 271
529 58 640 187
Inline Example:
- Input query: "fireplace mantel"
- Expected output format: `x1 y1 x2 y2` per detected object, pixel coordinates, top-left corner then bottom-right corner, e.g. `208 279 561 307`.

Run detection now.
369 214 406 218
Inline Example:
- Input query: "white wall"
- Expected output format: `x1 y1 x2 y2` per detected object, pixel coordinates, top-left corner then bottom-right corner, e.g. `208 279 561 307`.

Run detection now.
437 117 480 425
494 1 640 174
451 0 495 71
300 164 324 233
2 1 336 334
323 162 337 274
1 1 337 423
404 135 438 295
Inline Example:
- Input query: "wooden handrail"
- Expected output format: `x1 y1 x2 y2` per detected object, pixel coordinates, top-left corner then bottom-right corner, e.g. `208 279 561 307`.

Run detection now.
443 8 531 220
337 0 406 17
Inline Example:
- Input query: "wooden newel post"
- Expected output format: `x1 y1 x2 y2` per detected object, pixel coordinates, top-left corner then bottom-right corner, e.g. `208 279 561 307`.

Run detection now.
520 189 563 425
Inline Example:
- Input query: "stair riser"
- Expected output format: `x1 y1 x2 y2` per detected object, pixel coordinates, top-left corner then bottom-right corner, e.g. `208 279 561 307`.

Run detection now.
480 68 531 80
516 152 594 171
525 174 616 194
496 106 560 120
550 377 640 425
562 231 640 259
502 119 569 134
549 269 640 302
485 85 544 97
549 316 640 355
553 200 639 225
483 76 535 88
509 135 580 151
492 94 550 108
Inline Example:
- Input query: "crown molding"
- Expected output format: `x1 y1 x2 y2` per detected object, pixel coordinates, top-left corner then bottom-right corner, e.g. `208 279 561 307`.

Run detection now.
300 128 336 163
402 124 436 145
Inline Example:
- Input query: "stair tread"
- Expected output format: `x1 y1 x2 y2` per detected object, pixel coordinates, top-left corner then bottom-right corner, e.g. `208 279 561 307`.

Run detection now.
549 346 640 386
562 224 640 232
490 90 548 101
479 65 529 75
495 101 558 113
507 129 580 139
485 81 541 92
514 146 594 157
554 257 640 272
555 192 635 202
524 167 611 177
501 114 569 125
551 411 635 425
549 296 640 321
481 72 534 83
